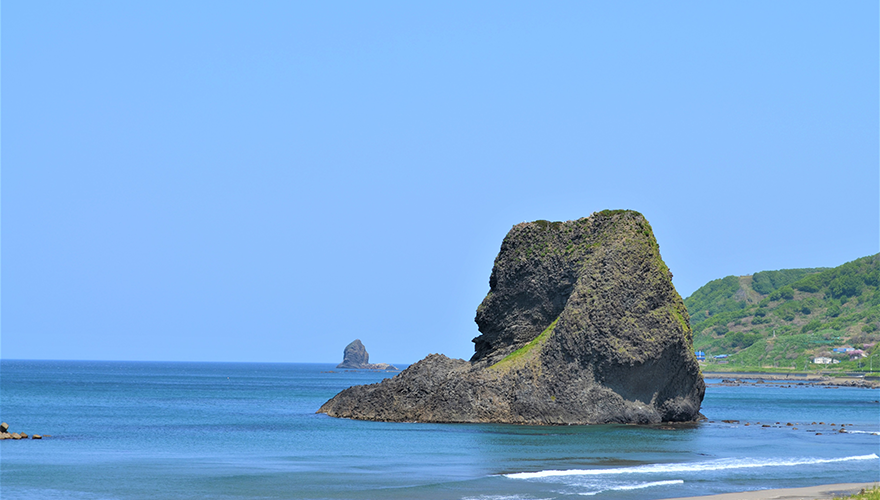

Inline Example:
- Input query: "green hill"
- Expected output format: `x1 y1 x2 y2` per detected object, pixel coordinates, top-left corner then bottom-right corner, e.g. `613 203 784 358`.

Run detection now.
684 254 880 372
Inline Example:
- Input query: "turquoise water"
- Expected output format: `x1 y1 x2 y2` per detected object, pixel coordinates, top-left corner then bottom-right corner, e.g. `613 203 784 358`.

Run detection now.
1 360 878 499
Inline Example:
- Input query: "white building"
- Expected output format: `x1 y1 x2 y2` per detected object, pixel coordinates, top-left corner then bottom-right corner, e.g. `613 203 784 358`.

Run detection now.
812 357 840 365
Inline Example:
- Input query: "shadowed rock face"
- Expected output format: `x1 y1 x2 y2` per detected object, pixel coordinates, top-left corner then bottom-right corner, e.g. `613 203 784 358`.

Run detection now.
319 211 705 424
336 340 397 370
337 340 369 368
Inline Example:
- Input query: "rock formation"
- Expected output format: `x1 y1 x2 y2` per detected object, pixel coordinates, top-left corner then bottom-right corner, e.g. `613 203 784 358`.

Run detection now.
0 422 48 440
319 210 705 424
336 339 397 370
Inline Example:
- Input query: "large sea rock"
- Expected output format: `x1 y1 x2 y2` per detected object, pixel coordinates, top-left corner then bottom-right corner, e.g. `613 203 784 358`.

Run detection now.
319 210 705 424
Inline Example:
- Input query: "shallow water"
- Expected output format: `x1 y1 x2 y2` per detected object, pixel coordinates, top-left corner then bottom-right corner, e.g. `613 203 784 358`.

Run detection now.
1 360 878 499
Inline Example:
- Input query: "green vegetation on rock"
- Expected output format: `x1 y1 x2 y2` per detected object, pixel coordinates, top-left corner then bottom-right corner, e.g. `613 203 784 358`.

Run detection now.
492 318 558 369
685 254 880 372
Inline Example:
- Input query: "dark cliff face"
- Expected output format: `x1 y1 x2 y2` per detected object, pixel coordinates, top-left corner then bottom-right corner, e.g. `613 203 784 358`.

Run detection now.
319 211 705 424
473 218 601 364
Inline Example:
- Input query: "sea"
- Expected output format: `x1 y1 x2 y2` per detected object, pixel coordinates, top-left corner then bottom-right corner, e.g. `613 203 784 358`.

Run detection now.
1 360 878 500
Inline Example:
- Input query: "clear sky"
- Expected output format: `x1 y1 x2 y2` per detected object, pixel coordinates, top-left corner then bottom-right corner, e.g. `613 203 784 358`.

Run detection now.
3 1 878 364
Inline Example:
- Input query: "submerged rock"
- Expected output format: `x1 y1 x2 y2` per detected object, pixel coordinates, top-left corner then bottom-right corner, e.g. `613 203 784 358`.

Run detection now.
336 339 397 370
319 210 705 424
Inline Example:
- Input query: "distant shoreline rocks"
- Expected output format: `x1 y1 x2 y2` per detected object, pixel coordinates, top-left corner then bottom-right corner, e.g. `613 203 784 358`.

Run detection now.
335 339 398 371
704 372 879 389
0 422 49 440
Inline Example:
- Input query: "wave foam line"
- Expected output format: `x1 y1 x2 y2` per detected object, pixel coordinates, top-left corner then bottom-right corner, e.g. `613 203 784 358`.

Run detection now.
578 480 684 496
504 454 879 479
462 496 554 500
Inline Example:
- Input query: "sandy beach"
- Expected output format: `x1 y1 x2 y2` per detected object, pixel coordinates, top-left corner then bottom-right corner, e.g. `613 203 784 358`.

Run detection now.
664 482 878 500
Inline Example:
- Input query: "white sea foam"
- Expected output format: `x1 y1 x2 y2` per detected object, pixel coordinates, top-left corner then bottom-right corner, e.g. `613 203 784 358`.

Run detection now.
577 479 684 496
504 454 879 479
844 430 880 435
461 496 554 500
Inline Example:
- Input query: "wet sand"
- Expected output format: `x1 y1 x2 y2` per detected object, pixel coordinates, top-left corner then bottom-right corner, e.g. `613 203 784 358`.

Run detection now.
664 482 878 500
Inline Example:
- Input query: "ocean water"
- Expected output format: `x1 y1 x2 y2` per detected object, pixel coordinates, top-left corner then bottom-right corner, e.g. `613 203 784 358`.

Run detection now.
1 360 878 500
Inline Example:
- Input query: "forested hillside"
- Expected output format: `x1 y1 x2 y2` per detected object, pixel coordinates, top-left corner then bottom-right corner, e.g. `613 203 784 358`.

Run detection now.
684 254 880 371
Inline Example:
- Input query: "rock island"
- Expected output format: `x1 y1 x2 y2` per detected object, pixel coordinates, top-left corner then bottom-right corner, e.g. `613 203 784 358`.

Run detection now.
336 339 397 371
319 210 705 424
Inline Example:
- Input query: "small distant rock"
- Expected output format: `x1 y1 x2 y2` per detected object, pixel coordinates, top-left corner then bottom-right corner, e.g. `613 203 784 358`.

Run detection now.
32 435 42 439
0 422 8 432
335 339 398 370
367 363 397 371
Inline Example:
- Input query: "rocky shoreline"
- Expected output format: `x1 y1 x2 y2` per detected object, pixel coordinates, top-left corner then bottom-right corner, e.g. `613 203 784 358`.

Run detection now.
703 372 879 389
0 422 49 440
706 418 879 435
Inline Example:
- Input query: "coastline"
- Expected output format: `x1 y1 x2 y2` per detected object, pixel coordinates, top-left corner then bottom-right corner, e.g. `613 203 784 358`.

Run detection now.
664 482 878 500
702 371 879 388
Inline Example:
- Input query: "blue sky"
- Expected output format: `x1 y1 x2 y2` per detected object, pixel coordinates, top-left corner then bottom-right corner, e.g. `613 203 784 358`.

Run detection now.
3 1 878 364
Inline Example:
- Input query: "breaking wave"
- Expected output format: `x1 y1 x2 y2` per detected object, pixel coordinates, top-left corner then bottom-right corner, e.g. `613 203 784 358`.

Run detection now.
504 454 879 479
577 479 684 496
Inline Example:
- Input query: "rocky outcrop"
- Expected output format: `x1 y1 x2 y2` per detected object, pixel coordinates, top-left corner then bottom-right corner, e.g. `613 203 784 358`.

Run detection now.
0 422 49 440
336 339 397 370
319 210 705 424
